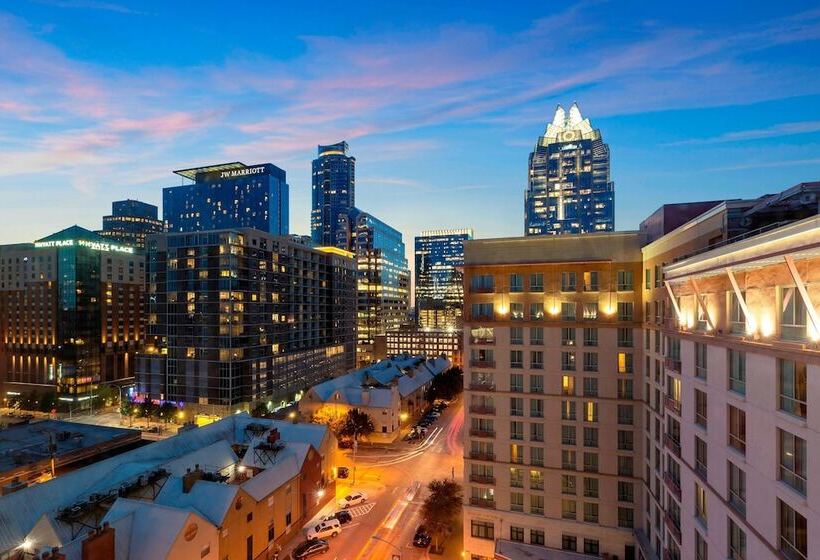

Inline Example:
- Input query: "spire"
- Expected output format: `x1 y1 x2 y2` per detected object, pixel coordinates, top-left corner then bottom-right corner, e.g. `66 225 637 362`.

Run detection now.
568 102 582 126
552 104 565 127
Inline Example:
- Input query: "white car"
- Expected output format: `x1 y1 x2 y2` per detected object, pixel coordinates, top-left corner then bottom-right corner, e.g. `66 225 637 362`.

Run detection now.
306 518 341 540
337 491 368 509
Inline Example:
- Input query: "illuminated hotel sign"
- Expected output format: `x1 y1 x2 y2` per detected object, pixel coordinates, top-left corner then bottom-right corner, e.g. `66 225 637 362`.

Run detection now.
219 166 266 179
34 239 135 254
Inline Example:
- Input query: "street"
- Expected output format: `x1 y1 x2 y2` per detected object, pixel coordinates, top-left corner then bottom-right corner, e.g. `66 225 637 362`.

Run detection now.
281 399 465 560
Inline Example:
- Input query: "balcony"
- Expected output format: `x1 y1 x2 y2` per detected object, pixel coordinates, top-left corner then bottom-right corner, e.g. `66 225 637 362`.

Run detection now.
469 497 496 509
664 396 682 416
470 360 496 369
469 474 496 485
470 337 495 345
469 451 495 461
664 513 682 542
469 429 496 439
469 381 496 392
664 434 681 457
663 472 682 499
469 405 496 415
664 357 681 373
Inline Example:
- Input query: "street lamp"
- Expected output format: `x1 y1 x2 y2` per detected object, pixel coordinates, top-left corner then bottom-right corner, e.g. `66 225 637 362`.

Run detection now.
371 535 401 559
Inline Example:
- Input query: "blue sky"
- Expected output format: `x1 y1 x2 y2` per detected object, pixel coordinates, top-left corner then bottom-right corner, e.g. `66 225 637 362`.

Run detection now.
1 1 819 254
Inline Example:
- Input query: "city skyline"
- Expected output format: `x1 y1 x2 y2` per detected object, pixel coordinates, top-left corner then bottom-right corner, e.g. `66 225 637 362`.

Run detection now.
0 2 819 262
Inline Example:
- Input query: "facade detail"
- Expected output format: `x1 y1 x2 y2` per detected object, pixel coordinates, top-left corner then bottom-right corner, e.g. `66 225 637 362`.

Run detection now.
311 142 356 249
525 103 614 236
97 199 163 249
415 228 473 330
164 162 289 235
380 325 463 367
136 229 356 414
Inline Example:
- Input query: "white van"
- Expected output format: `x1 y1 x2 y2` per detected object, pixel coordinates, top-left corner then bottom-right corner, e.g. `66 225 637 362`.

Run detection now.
306 518 341 540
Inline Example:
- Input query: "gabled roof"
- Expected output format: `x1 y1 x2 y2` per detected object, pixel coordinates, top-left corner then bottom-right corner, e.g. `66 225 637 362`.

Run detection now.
36 225 109 244
241 441 310 501
155 477 240 527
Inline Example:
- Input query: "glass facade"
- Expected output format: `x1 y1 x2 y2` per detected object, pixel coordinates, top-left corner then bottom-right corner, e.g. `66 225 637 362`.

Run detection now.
98 199 163 249
164 163 289 235
414 229 473 330
311 141 356 249
525 103 614 235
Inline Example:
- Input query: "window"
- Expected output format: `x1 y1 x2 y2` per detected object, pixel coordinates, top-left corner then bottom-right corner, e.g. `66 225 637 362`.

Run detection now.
779 359 807 418
530 352 543 370
561 400 576 420
583 271 599 292
510 373 523 392
695 342 707 379
562 535 577 552
510 273 523 292
583 539 600 555
618 507 634 528
583 477 598 498
617 301 633 321
583 452 598 472
728 518 746 560
695 436 707 477
530 373 543 393
583 352 598 372
617 269 633 291
530 327 543 345
779 500 807 560
695 531 708 560
645 268 651 289
583 377 598 397
779 429 807 495
510 526 524 542
582 302 598 320
510 397 523 416
561 272 577 292
530 446 544 467
471 520 494 540
510 421 523 440
618 379 633 399
583 327 598 346
510 302 524 320
529 302 544 320
617 352 633 374
530 495 544 515
695 483 707 524
510 326 523 344
561 302 576 321
617 430 633 451
510 467 523 487
584 427 598 447
780 286 808 340
561 425 576 446
617 327 633 347
617 404 634 425
728 462 746 516
510 350 523 369
561 375 575 396
530 423 543 442
695 389 708 428
617 456 633 476
562 474 577 494
728 406 746 454
618 481 634 502
530 398 543 418
529 273 543 292
561 327 576 346
561 352 576 371
728 349 746 395
584 401 598 423
561 499 576 519
729 290 746 334
562 450 576 469
583 502 599 523
510 444 524 464
471 275 494 292
510 492 523 511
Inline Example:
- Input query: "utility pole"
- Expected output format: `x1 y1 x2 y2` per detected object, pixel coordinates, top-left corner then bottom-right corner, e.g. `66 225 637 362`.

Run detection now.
352 429 358 486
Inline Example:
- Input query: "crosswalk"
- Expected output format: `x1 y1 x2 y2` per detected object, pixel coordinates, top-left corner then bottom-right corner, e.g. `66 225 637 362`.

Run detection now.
346 502 375 517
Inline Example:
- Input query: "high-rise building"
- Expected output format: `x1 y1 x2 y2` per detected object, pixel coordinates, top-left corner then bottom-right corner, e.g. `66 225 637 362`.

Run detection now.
311 141 356 249
97 199 163 249
350 209 410 366
415 228 473 330
525 103 614 236
164 162 289 235
462 232 644 560
136 229 356 414
0 226 144 402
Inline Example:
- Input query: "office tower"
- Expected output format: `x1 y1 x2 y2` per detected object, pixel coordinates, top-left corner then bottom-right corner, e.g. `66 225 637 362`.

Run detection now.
525 103 614 236
311 141 356 249
0 226 144 402
136 229 355 414
462 232 644 559
350 209 410 366
382 326 463 366
163 162 289 235
97 199 163 249
415 228 473 330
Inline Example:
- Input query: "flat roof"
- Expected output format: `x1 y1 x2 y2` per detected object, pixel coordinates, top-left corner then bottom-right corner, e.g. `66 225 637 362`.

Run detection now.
172 162 246 180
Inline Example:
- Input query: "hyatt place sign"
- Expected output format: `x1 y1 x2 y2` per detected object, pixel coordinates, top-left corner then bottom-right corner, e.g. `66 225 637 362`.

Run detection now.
34 239 135 254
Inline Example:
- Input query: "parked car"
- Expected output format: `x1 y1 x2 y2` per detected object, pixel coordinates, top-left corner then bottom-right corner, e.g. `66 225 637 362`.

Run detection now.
337 439 354 449
323 510 353 525
338 491 368 508
336 466 350 479
413 525 432 548
307 518 341 540
292 539 330 559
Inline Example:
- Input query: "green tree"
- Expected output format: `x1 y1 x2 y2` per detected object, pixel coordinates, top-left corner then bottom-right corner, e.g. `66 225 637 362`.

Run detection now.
426 367 463 403
338 409 374 441
158 401 178 423
38 391 57 414
420 479 462 551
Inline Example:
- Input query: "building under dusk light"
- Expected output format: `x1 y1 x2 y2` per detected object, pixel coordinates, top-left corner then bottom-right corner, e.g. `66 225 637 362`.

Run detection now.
311 141 356 249
97 199 163 250
415 228 473 330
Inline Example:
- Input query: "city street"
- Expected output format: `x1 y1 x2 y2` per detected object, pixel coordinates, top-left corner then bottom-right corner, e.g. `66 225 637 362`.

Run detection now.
281 399 465 560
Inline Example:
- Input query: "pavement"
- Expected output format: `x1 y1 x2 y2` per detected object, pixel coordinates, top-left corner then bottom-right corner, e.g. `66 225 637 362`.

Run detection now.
279 398 465 560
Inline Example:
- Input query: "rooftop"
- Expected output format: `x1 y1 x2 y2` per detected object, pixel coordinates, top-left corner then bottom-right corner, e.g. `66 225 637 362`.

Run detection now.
496 539 593 560
172 162 246 180
464 231 645 265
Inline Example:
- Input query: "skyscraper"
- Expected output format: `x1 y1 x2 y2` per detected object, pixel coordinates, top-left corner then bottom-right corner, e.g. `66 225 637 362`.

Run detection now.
525 103 614 236
415 228 473 330
311 142 356 249
164 162 289 235
98 199 163 249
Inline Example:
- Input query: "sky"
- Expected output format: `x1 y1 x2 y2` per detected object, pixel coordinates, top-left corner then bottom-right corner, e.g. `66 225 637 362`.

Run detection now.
1 0 819 261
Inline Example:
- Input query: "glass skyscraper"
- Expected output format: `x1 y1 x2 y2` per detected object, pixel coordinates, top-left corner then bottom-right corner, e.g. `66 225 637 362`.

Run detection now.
525 103 614 235
164 162 289 235
98 199 163 249
311 142 356 249
414 228 473 329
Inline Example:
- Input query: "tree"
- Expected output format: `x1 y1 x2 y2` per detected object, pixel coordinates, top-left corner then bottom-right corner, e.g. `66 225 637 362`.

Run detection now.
158 401 178 423
338 409 374 441
420 479 462 552
425 367 463 403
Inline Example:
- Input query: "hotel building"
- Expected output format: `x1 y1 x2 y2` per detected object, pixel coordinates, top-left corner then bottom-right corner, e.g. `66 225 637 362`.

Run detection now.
97 199 163 250
136 229 356 414
0 226 144 402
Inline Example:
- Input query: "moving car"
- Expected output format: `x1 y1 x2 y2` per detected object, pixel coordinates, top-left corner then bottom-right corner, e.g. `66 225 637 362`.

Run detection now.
292 539 330 559
413 525 432 548
306 518 341 540
336 466 350 479
337 491 367 508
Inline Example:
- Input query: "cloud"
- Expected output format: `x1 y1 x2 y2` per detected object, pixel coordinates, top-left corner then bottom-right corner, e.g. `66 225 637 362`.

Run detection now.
705 158 820 172
667 120 820 146
30 0 143 14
